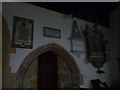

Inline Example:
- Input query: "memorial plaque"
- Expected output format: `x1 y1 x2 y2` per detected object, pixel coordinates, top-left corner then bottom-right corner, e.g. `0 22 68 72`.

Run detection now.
44 27 61 38
12 16 33 49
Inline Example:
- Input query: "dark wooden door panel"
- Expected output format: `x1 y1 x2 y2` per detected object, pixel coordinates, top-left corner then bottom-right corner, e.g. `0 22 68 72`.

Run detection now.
38 52 57 88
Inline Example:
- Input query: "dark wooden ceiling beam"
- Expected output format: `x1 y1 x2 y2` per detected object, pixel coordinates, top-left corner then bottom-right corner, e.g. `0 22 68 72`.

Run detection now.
28 2 120 27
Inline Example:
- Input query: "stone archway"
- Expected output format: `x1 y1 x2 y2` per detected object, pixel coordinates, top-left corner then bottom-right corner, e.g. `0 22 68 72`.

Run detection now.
16 43 81 88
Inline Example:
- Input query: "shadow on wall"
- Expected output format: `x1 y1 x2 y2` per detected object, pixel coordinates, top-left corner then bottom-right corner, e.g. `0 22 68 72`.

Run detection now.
2 16 16 88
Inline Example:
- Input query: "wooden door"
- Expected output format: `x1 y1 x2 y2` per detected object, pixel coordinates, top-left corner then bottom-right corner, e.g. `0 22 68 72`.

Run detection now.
38 51 57 88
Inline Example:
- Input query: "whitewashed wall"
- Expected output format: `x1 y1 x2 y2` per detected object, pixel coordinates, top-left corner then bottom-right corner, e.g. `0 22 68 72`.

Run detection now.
2 2 120 88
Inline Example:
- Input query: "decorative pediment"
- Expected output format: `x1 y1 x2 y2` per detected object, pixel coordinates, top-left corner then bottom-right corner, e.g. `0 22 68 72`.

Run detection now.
70 20 81 40
69 20 84 57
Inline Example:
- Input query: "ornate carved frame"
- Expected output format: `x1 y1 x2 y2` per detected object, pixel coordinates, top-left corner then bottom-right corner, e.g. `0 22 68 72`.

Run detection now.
83 24 106 70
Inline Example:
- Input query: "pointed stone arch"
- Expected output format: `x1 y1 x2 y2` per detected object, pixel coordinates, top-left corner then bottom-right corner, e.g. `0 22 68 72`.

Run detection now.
16 43 81 88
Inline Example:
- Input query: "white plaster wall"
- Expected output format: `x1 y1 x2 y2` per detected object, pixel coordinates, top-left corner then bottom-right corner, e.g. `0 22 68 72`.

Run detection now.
2 2 120 88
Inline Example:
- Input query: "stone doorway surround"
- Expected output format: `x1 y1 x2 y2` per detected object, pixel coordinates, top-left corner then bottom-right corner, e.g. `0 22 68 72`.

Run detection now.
16 43 82 88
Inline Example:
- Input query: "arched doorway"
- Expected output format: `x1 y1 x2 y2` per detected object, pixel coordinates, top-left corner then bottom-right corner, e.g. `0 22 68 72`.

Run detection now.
16 43 81 88
38 51 58 88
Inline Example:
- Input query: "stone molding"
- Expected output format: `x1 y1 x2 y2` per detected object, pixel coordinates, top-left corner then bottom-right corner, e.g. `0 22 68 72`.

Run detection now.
16 43 81 88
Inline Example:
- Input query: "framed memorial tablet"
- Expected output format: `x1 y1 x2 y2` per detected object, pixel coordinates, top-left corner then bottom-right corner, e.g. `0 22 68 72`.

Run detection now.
11 16 33 49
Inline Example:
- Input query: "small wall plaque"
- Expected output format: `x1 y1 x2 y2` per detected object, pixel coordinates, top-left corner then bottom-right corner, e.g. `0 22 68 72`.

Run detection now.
44 27 61 38
11 16 33 49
